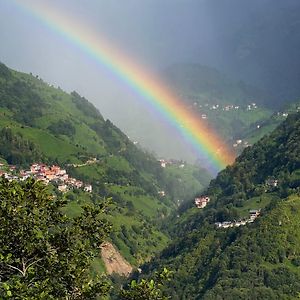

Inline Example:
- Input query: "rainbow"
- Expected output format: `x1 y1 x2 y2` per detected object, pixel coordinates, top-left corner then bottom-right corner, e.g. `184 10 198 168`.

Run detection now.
12 0 235 173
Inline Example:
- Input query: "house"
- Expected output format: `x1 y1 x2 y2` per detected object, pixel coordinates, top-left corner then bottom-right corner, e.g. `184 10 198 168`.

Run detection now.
84 184 92 193
249 210 260 221
60 174 69 181
221 221 234 228
158 190 166 197
58 184 68 193
195 196 210 209
74 180 83 189
9 165 16 172
265 178 278 187
44 170 56 180
158 159 167 168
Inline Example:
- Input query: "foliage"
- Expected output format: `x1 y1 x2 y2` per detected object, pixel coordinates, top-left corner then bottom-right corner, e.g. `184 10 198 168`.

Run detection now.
0 127 42 166
71 91 103 119
0 70 46 125
47 119 76 137
120 268 171 300
0 178 111 299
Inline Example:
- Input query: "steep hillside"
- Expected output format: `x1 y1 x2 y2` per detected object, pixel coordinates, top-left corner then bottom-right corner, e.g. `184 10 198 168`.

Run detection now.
162 63 273 148
0 62 209 269
141 113 300 299
242 100 300 145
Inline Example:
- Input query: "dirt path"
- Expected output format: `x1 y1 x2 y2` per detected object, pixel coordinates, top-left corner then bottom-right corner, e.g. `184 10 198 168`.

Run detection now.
100 242 133 277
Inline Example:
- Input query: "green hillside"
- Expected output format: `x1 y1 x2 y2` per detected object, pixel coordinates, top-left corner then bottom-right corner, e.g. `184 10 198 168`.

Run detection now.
161 63 274 153
141 112 300 299
242 100 300 145
0 62 209 269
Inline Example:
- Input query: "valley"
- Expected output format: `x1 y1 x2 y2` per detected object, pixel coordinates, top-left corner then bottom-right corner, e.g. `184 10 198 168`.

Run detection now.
0 62 209 272
1 1 300 299
1 56 300 299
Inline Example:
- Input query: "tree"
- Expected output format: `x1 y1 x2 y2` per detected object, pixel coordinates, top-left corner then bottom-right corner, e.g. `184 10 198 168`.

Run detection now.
120 268 171 300
0 178 111 299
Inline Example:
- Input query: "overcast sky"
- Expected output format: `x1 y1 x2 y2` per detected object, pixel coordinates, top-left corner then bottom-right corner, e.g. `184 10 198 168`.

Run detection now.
0 0 251 111
0 0 299 161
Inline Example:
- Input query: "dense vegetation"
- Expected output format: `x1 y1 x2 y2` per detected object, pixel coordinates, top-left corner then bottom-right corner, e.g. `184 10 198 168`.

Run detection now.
141 113 300 299
0 127 42 165
0 178 111 299
0 178 172 300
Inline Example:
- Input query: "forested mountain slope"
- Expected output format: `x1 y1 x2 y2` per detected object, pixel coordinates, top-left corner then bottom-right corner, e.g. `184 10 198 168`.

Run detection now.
142 112 300 299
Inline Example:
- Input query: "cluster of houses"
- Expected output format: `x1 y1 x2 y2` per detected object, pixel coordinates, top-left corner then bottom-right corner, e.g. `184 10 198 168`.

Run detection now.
277 112 289 118
158 159 185 169
67 157 99 168
195 196 210 209
0 163 92 194
246 103 258 110
232 139 251 149
194 195 261 228
215 210 261 229
223 104 241 111
190 102 258 112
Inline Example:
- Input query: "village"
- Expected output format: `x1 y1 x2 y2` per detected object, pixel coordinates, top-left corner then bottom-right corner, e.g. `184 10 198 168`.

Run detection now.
189 101 259 117
158 158 185 168
214 209 261 229
0 162 92 194
194 195 261 229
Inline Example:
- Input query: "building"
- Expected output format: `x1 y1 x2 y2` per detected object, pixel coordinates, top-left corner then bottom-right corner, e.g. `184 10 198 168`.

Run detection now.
249 209 260 221
265 178 278 187
84 184 92 193
158 190 166 197
158 159 167 168
58 184 69 193
195 196 210 209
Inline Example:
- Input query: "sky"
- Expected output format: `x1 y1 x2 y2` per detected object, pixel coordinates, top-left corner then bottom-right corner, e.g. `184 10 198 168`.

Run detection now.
0 0 224 162
0 0 299 162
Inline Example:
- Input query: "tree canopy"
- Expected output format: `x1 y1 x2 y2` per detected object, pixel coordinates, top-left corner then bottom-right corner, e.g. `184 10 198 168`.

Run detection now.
0 178 111 299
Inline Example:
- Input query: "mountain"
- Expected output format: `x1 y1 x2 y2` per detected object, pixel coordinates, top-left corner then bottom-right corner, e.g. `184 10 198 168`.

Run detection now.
162 64 269 106
242 100 300 146
118 63 274 163
0 62 210 269
141 112 300 299
162 63 274 149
